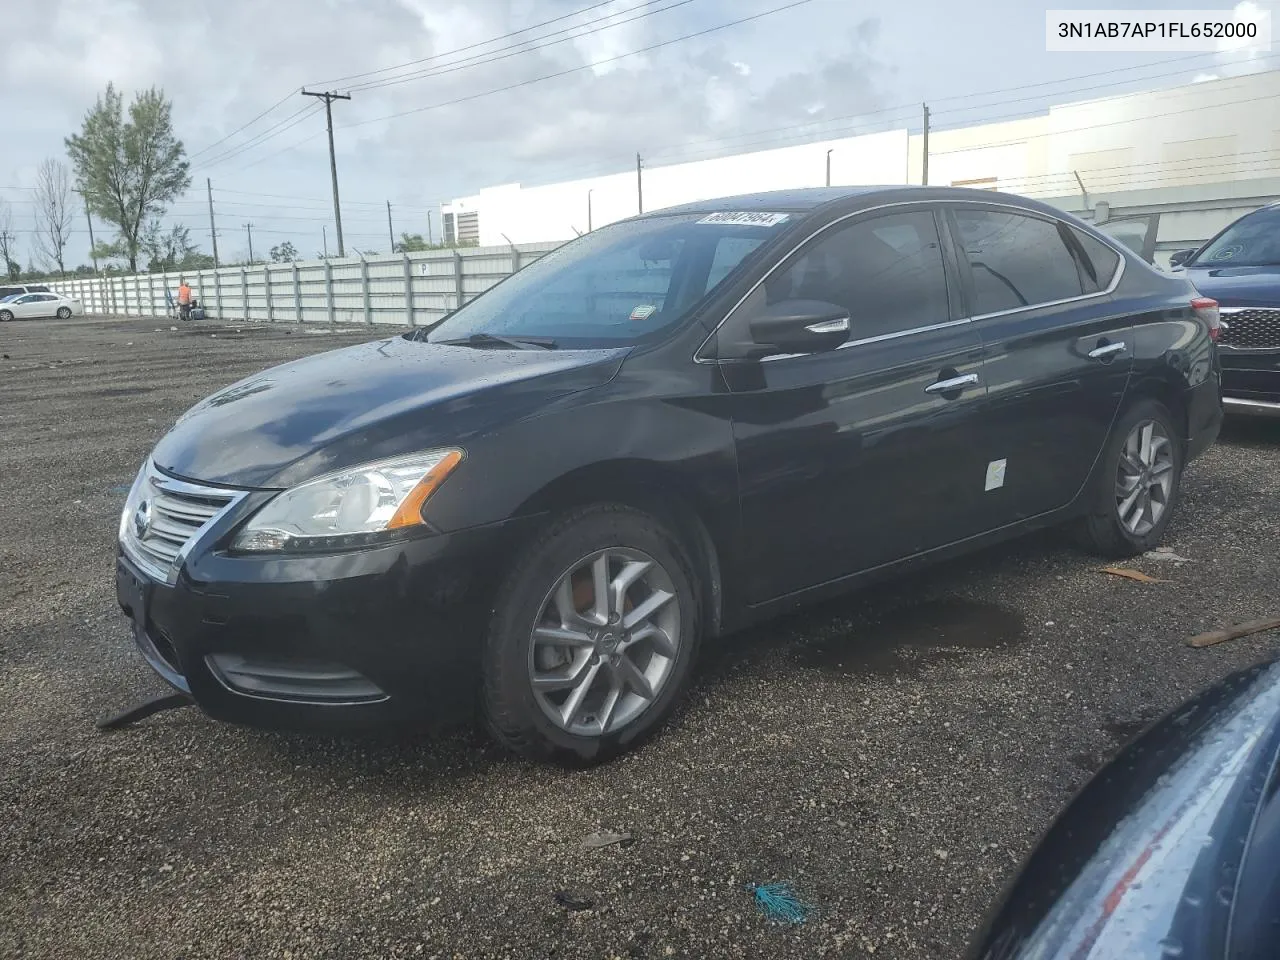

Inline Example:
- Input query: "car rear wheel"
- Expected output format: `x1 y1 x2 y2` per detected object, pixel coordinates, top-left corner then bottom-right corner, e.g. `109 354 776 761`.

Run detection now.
1076 399 1183 558
0 309 12 322
56 307 71 319
482 504 701 764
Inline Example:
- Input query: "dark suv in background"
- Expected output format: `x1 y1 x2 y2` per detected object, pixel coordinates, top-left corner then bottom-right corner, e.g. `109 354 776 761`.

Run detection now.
1169 202 1280 416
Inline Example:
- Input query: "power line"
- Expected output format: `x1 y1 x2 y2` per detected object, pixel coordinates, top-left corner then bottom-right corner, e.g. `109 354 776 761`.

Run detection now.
192 103 323 170
338 0 821 130
187 88 302 161
347 0 702 95
307 0 628 88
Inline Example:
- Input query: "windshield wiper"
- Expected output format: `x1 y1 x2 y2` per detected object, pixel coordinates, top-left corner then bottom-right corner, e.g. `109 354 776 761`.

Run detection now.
435 332 558 350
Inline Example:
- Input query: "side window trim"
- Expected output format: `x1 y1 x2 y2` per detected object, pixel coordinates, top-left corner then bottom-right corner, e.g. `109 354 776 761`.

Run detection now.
944 203 1126 323
701 201 955 362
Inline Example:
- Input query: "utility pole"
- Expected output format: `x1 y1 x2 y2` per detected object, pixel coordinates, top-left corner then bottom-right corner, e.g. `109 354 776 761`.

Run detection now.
921 102 930 186
386 201 395 252
302 89 352 257
636 154 644 215
244 223 255 264
587 189 593 232
82 198 98 274
206 178 220 267
826 149 833 187
323 225 328 259
426 211 434 246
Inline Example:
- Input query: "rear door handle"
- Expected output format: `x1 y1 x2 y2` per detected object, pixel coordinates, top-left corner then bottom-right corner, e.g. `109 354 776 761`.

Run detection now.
1088 341 1127 360
924 373 980 395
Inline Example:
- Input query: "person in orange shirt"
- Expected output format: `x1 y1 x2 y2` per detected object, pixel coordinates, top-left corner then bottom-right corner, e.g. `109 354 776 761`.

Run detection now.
177 279 193 321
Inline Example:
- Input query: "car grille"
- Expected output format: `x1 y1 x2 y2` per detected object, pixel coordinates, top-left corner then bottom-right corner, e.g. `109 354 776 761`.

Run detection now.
121 463 245 583
1220 307 1280 350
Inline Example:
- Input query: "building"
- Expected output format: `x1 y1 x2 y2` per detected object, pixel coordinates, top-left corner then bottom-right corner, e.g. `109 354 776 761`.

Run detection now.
441 70 1280 264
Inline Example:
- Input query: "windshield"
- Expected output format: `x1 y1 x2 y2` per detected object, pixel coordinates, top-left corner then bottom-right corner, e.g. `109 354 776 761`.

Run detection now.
1192 207 1280 267
425 212 793 348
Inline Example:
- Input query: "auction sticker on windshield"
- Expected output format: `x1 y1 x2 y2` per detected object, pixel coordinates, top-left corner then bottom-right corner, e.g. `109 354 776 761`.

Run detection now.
696 212 790 227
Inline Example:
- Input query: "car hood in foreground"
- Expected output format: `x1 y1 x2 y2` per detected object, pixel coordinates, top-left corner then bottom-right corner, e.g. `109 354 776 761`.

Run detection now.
151 336 629 488
1179 264 1280 307
969 655 1280 960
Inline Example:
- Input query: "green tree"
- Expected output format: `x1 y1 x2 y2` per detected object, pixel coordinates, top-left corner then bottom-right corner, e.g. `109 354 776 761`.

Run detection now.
142 221 197 272
269 241 298 262
394 232 428 252
65 84 191 273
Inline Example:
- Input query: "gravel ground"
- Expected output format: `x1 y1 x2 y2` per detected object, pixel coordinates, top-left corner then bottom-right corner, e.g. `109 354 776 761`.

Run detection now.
2 314 1278 960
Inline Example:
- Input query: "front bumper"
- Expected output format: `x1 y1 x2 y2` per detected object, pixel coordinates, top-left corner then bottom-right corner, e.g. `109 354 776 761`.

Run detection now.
1220 346 1280 411
115 517 538 733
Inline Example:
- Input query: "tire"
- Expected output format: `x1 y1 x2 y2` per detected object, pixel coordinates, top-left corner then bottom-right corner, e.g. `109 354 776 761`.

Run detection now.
482 504 702 765
1076 399 1184 558
0 310 12 322
56 307 71 319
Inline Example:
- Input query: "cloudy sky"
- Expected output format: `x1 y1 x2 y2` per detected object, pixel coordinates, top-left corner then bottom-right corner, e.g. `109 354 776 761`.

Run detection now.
1 0 1274 266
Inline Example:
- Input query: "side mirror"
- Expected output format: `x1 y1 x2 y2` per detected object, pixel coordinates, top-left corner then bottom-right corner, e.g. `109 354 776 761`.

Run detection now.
1168 249 1195 268
748 299 851 356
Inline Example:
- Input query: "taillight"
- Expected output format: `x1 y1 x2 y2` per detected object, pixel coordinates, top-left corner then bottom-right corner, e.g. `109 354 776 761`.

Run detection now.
1192 296 1220 341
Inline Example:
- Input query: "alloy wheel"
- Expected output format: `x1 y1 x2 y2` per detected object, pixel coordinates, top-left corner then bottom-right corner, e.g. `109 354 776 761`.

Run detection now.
528 547 681 737
1115 419 1175 536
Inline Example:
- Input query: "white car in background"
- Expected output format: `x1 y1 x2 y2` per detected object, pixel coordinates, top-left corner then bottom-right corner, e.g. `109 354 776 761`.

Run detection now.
0 291 84 321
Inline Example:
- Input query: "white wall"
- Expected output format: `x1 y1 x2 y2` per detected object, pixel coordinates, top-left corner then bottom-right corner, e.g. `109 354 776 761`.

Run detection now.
446 70 1279 244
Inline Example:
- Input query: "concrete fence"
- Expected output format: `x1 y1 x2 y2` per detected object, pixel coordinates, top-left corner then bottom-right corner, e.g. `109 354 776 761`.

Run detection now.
49 242 564 327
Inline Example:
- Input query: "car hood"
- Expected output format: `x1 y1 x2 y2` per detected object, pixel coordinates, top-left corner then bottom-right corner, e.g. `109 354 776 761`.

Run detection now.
968 655 1280 960
1178 264 1280 307
152 335 629 488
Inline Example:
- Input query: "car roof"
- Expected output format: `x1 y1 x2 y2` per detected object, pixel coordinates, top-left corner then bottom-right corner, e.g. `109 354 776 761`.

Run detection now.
644 185 1081 221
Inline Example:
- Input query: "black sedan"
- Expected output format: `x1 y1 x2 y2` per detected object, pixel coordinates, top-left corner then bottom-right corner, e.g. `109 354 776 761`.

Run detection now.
115 186 1223 762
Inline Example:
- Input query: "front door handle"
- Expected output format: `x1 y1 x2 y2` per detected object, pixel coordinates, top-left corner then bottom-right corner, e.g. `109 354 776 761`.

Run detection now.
1088 341 1127 360
924 372 980 395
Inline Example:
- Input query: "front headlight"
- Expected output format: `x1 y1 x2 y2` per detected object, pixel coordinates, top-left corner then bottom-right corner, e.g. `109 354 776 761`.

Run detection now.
233 449 463 553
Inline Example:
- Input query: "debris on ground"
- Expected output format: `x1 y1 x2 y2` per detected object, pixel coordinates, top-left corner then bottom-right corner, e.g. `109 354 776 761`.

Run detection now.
1143 548 1195 563
750 883 811 925
553 890 596 912
582 830 635 850
1101 567 1168 584
1187 616 1280 649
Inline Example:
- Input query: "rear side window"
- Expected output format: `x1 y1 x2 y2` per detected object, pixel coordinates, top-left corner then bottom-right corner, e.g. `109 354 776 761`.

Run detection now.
763 210 950 340
29 285 51 293
953 209 1084 314
1070 228 1122 293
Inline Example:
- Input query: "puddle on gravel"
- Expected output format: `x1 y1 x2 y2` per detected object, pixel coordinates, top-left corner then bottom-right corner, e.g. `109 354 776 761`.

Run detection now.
792 597 1026 676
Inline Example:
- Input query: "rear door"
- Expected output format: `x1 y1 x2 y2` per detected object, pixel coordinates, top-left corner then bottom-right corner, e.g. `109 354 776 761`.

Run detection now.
945 204 1133 525
715 205 991 603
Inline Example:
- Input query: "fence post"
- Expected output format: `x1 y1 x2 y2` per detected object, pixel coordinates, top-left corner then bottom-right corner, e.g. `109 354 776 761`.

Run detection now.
133 273 142 316
403 254 414 326
264 264 274 322
324 260 335 325
293 262 303 323
148 272 156 316
510 243 521 276
214 268 222 320
453 250 465 310
361 256 372 325
241 266 248 321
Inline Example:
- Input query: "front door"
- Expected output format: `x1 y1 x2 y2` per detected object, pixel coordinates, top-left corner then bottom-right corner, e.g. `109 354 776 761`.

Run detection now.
945 205 1134 525
714 206 991 604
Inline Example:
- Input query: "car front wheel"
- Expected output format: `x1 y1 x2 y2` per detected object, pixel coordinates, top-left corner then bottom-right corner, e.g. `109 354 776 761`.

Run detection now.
1077 399 1184 557
56 307 71 319
0 310 12 322
483 504 701 764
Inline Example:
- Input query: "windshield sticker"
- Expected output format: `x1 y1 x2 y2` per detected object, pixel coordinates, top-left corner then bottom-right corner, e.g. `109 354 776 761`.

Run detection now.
696 211 790 228
630 304 658 321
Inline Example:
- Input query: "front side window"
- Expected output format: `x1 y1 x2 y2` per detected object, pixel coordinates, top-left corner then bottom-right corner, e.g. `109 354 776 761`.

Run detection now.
760 209 950 340
1193 207 1280 267
953 209 1086 314
425 212 789 348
